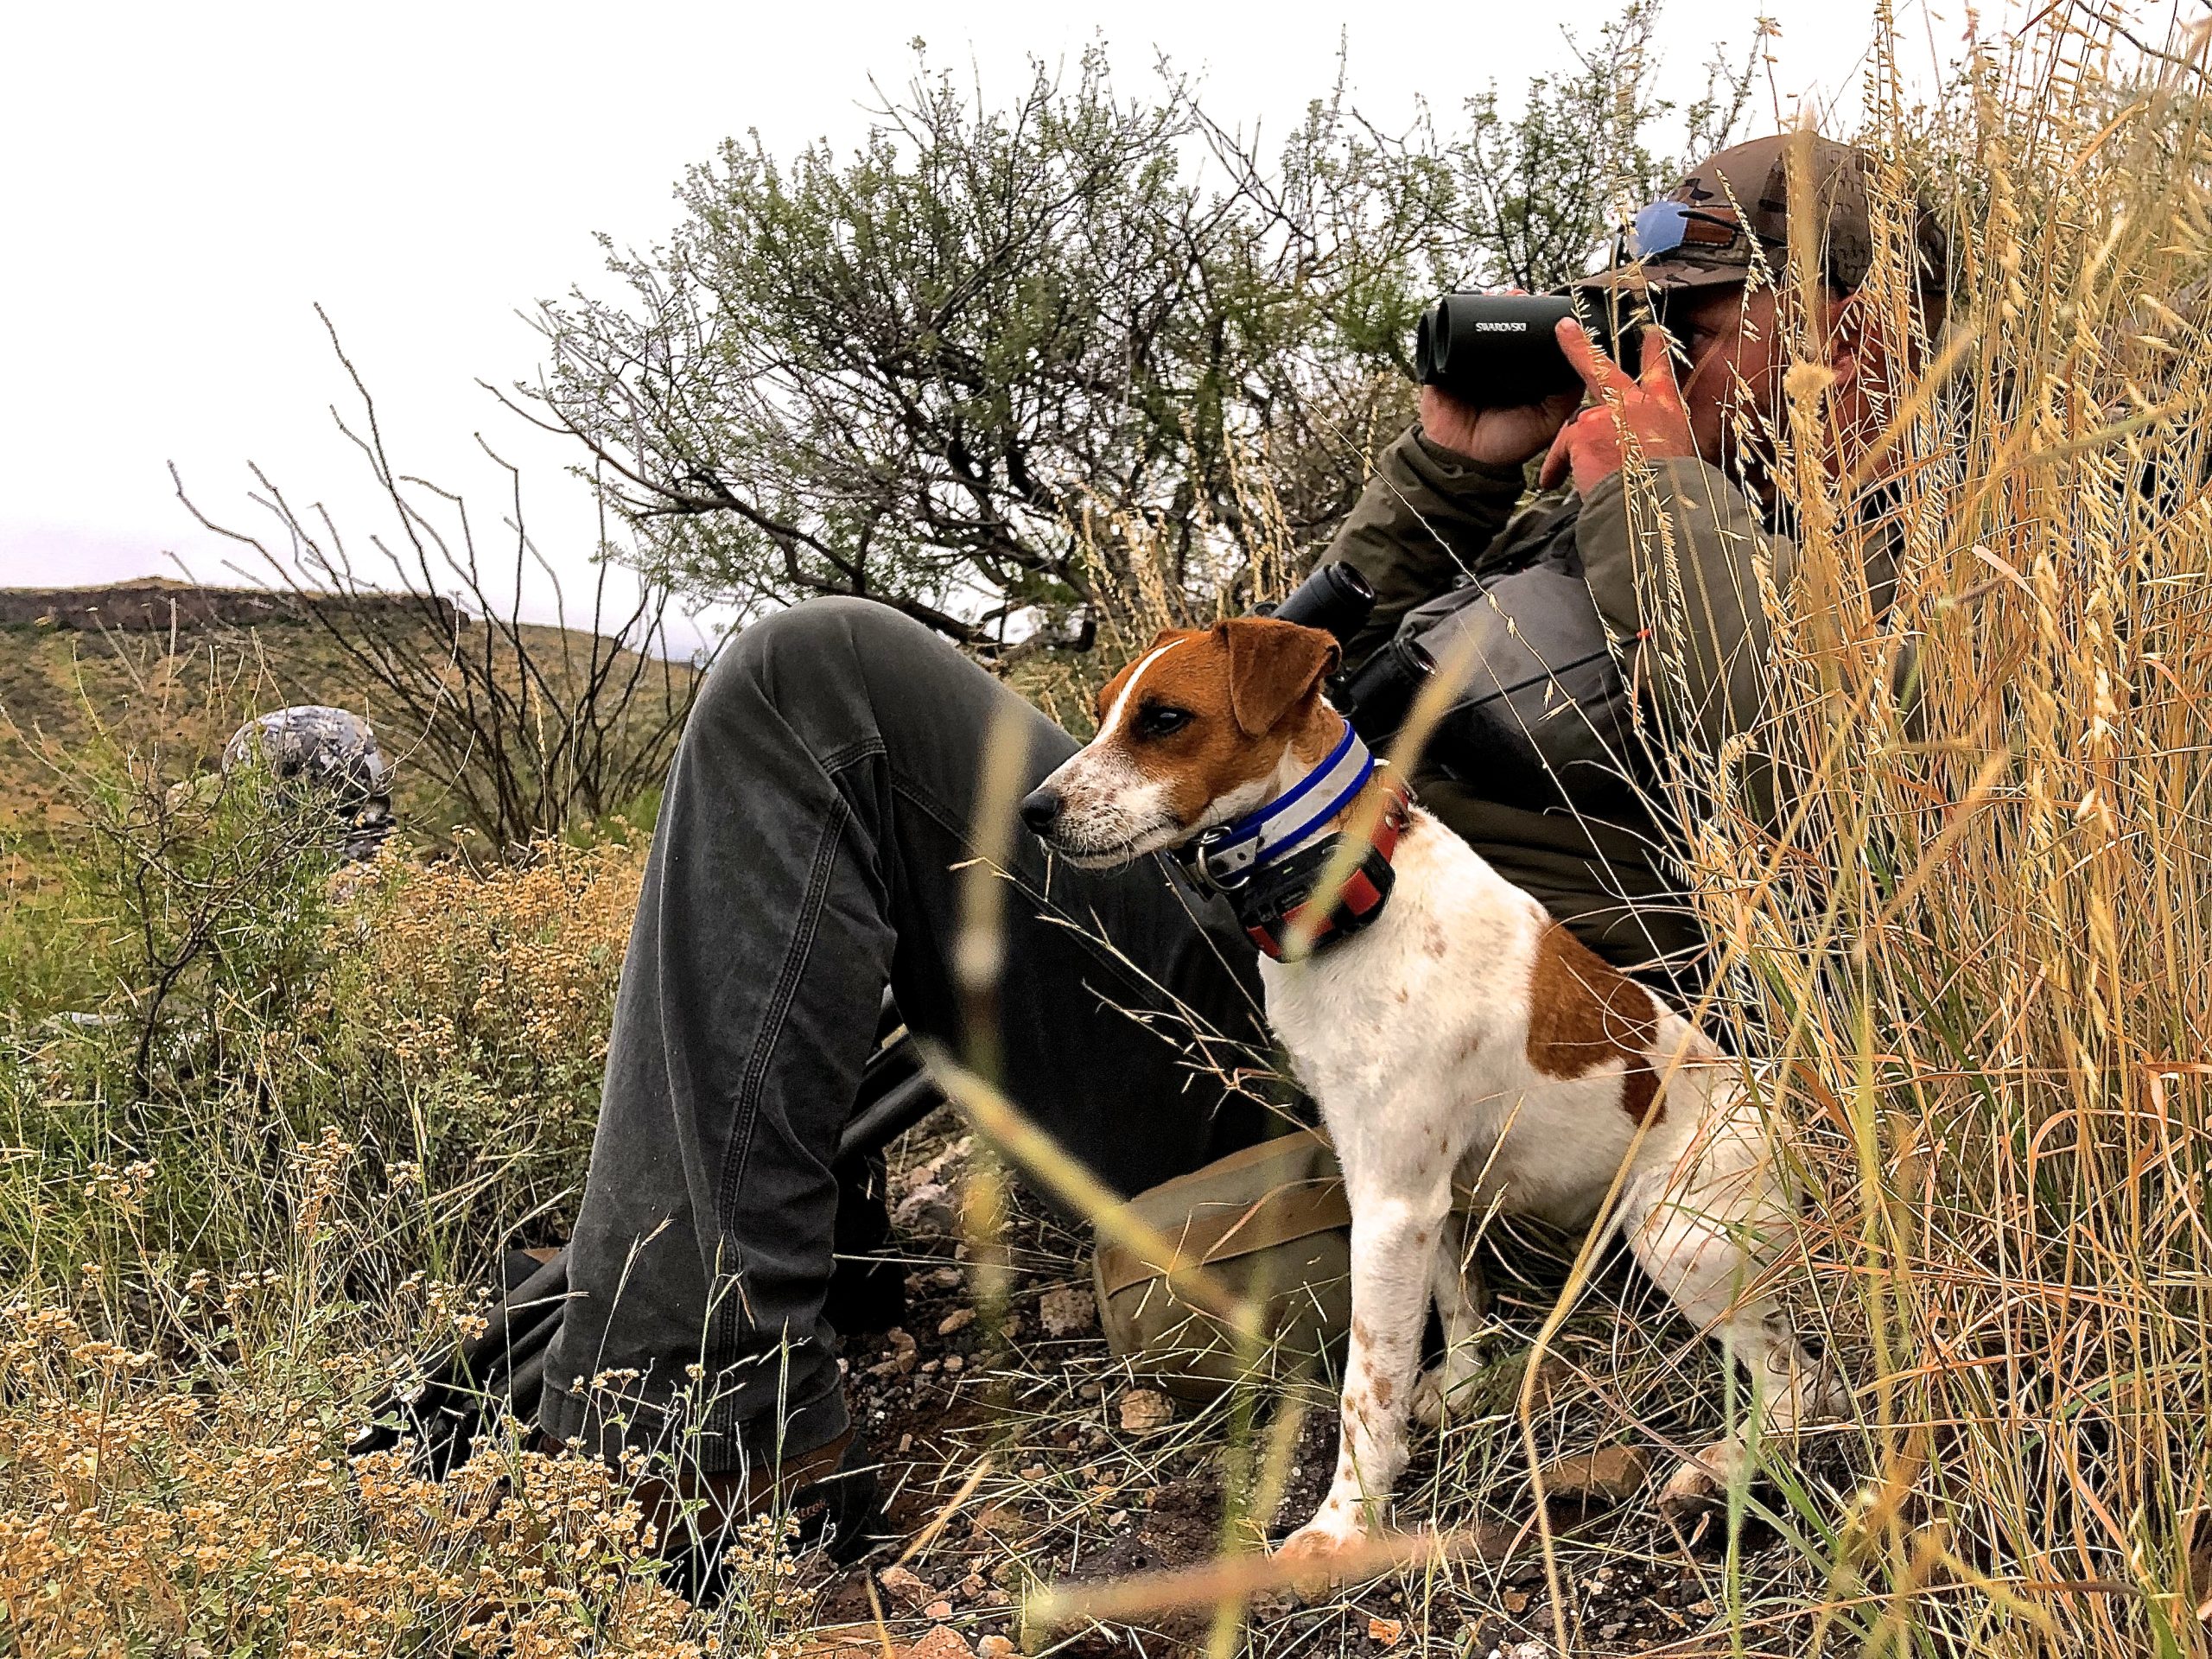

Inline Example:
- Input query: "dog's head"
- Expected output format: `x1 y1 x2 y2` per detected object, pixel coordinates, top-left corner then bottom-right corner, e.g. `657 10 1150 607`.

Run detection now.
1020 617 1340 867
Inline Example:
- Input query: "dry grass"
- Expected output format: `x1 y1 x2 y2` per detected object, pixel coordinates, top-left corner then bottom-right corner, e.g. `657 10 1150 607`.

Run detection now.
1664 18 2212 1658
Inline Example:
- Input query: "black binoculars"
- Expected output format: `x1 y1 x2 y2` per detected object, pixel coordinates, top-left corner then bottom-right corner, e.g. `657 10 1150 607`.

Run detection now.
1414 291 1661 409
1262 562 1432 742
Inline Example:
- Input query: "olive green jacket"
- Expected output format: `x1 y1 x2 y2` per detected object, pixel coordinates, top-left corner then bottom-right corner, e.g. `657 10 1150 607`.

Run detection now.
1320 423 1820 984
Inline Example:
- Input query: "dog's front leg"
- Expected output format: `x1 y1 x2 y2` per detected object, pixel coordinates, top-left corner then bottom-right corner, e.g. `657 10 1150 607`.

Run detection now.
1276 1182 1449 1581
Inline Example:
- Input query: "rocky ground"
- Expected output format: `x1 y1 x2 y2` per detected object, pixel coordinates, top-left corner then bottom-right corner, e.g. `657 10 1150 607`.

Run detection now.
785 1128 1840 1658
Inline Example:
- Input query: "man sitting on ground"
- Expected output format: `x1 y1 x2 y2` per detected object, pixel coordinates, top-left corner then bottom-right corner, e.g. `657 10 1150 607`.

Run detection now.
536 135 1948 1555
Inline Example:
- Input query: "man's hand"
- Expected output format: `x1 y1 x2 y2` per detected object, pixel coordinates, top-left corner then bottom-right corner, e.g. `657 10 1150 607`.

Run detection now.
1419 382 1580 470
1539 320 1697 493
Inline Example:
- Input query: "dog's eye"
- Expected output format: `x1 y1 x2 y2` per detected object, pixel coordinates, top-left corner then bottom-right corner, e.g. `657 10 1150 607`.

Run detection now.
1135 705 1193 738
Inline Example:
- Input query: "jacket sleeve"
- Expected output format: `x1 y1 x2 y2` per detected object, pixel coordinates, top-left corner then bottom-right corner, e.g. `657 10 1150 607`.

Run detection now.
1574 456 1800 820
1319 422 1529 673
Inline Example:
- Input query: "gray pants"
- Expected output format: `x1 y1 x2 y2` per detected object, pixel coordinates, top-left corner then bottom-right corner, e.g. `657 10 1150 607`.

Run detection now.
539 600 1274 1471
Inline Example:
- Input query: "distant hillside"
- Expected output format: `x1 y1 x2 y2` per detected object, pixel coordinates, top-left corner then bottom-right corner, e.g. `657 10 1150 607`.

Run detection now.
0 581 692 843
0 576 459 635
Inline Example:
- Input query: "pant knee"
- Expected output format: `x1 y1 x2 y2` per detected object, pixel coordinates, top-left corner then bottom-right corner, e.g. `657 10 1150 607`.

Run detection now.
730 596 921 687
697 597 939 734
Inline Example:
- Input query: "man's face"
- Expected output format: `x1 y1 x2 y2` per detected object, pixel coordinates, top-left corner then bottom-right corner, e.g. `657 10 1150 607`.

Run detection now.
1670 284 1787 474
1669 283 1897 480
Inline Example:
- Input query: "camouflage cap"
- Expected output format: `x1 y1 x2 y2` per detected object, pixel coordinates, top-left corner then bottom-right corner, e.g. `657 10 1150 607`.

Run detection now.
223 705 396 861
1577 133 1949 300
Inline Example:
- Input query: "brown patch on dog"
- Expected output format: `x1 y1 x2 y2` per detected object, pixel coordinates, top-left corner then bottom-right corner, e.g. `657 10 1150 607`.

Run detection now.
1351 1317 1374 1349
1524 923 1664 1127
1422 922 1448 960
1371 1373 1395 1408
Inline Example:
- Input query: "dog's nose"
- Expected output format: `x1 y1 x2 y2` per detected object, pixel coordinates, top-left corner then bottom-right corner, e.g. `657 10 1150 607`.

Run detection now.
1018 786 1064 836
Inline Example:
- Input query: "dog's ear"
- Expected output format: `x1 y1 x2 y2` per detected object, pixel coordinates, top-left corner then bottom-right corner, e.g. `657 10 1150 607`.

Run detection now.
1221 618 1339 735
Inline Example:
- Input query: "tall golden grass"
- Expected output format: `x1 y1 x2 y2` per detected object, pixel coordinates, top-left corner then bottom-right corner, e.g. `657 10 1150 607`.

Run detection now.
1650 15 2212 1656
985 11 2212 1656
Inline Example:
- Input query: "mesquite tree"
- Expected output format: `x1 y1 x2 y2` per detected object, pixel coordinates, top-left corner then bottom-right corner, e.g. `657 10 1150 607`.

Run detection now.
527 7 1748 645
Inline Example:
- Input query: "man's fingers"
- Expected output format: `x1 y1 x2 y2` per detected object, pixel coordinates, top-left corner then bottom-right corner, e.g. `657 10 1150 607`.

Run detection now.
1538 414 1579 490
1637 324 1682 397
1555 319 1635 398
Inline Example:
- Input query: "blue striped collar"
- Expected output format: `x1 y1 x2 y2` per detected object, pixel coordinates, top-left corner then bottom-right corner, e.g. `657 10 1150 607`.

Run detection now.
1191 719 1376 889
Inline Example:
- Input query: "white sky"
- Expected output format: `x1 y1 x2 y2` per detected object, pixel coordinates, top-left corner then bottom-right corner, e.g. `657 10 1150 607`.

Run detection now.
1 0 1964 653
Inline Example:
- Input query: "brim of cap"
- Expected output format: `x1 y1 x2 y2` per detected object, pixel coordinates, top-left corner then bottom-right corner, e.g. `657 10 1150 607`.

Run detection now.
1572 260 1752 297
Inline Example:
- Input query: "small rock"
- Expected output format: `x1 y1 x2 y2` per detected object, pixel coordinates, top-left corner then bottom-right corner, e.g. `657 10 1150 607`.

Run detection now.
976 1504 1027 1541
1367 1615 1404 1647
1503 1643 1551 1659
1078 1381 1104 1401
931 1267 964 1288
1540 1445 1651 1506
897 1433 914 1453
1038 1286 1096 1337
1018 1464 1047 1480
1117 1389 1175 1433
943 1353 965 1373
876 1564 935 1609
924 1599 954 1620
958 1572 988 1599
899 1630 976 1659
911 1136 974 1185
977 1639 1016 1659
1503 1589 1529 1615
938 1307 977 1336
1599 1622 1627 1640
868 1328 920 1378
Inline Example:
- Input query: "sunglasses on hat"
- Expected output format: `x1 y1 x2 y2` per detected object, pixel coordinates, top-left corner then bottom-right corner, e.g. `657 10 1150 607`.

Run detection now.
1618 199 1784 267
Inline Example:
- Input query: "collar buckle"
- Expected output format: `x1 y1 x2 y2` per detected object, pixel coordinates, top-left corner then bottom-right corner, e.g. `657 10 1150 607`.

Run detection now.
1192 720 1375 890
1191 827 1255 891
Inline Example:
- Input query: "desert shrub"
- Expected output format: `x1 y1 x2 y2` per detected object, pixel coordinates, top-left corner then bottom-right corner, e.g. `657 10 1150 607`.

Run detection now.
0 695 642 1296
176 314 709 854
311 836 645 1249
0 1142 810 1659
535 9 1755 646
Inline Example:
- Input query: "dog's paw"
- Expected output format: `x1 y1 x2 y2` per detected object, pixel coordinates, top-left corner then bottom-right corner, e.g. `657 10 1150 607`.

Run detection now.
1657 1441 1746 1533
1408 1368 1446 1429
1408 1363 1476 1428
1273 1516 1367 1598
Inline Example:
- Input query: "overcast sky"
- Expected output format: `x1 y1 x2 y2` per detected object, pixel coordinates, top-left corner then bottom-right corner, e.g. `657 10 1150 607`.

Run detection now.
2 0 1967 652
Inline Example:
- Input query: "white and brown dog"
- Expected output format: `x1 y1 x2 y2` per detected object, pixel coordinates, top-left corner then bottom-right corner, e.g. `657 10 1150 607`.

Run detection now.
1020 616 1838 1575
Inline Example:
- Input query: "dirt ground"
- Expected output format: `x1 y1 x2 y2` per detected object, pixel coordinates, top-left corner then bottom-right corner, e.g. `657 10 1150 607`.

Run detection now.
791 1124 1842 1659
